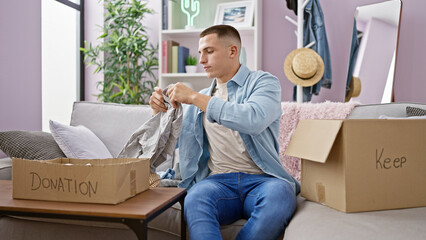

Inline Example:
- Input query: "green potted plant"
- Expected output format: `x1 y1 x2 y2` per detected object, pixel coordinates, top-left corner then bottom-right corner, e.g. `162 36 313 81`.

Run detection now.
185 54 198 73
81 0 158 104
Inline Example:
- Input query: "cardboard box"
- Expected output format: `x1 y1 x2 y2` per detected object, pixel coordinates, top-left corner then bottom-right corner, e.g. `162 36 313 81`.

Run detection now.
12 158 150 204
285 119 426 213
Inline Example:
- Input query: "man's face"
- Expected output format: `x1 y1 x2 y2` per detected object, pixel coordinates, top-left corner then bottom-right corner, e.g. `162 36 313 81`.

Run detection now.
198 33 233 80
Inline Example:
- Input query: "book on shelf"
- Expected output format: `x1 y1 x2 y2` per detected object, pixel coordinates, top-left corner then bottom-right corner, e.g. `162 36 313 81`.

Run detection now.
162 0 167 30
178 46 190 73
162 40 179 73
171 46 190 74
166 0 184 30
167 0 174 30
172 46 179 73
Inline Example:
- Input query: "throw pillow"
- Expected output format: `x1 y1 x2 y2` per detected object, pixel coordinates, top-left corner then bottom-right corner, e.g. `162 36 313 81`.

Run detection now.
0 131 66 160
406 106 426 117
49 120 113 159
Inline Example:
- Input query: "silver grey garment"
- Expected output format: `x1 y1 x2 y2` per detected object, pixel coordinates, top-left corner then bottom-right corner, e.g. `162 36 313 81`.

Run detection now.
159 179 182 187
118 89 183 172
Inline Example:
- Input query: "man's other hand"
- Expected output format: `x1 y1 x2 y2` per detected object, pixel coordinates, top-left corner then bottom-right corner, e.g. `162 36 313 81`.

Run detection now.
149 87 167 115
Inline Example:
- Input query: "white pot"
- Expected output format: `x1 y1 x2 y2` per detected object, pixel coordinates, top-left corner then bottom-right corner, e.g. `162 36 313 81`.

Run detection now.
185 65 197 74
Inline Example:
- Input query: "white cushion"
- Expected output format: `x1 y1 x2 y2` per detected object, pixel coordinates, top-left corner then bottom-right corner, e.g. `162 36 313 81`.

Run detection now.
49 120 112 159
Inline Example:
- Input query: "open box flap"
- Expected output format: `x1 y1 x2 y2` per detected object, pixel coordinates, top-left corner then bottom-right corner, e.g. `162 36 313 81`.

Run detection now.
285 120 343 163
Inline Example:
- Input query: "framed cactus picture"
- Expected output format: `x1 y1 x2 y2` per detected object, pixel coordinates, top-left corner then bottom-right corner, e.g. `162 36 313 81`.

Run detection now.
214 1 254 27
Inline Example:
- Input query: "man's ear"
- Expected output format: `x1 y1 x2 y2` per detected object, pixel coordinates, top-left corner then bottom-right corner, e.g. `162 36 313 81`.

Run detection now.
229 45 239 59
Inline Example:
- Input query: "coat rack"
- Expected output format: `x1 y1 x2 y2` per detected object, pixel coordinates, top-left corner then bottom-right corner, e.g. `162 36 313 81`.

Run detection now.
285 0 316 103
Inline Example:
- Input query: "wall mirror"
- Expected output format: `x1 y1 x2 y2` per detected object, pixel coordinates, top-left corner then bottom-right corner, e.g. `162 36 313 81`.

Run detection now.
345 0 402 104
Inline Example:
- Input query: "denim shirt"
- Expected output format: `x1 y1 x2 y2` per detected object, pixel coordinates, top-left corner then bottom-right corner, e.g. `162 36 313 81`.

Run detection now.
346 18 360 95
178 64 301 195
294 0 332 102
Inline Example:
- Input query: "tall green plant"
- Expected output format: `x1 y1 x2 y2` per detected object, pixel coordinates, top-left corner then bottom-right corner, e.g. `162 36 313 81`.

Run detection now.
81 0 158 104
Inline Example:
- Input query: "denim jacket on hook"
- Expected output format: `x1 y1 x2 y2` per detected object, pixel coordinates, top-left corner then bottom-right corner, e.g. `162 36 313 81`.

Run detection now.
346 18 360 95
294 0 332 101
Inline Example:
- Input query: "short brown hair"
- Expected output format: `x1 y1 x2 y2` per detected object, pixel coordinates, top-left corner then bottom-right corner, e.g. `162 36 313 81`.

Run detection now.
200 25 241 46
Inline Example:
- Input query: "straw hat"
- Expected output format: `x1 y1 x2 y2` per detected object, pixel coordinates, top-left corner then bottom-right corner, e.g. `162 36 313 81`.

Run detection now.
284 48 325 87
345 76 362 102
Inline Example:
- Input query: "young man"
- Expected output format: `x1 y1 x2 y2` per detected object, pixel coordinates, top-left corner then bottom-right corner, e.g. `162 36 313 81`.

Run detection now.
149 25 300 240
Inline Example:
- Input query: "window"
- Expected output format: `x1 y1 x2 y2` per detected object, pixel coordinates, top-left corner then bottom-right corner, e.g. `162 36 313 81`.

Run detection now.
41 0 84 130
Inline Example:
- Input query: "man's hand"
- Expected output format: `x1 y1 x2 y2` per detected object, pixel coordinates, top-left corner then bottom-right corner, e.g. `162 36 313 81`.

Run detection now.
166 82 197 108
149 87 167 115
167 82 211 112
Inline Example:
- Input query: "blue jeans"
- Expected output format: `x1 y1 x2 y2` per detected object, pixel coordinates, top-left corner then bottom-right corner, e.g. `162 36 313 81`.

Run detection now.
184 173 297 240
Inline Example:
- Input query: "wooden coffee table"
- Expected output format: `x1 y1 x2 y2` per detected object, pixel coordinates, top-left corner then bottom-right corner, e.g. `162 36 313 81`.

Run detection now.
0 180 186 240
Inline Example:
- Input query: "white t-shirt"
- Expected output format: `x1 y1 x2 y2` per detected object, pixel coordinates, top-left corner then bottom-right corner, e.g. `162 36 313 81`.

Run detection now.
202 82 264 175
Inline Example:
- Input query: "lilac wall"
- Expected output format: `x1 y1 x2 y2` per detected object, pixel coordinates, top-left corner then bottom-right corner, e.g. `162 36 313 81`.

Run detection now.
84 1 104 102
82 0 426 104
393 0 426 103
1 0 425 137
264 0 386 102
263 0 426 103
0 0 42 131
0 0 41 157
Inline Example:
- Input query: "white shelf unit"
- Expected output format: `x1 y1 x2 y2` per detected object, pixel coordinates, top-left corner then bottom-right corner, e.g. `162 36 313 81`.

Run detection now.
159 0 262 92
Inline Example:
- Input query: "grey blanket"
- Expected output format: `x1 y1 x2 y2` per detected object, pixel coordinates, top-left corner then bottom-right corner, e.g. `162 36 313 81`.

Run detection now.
118 89 183 172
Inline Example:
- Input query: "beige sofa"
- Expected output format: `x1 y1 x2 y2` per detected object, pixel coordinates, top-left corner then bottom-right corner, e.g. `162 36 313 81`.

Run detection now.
1 101 426 240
